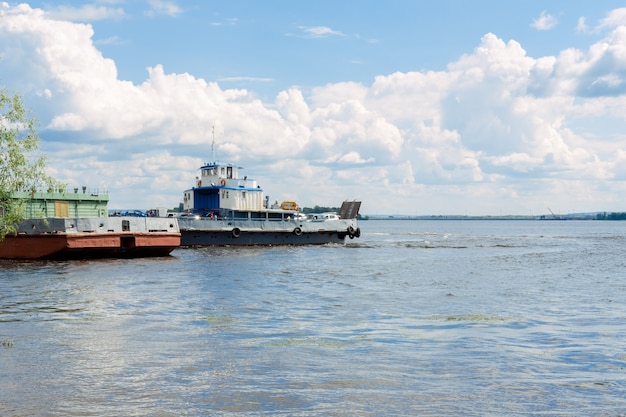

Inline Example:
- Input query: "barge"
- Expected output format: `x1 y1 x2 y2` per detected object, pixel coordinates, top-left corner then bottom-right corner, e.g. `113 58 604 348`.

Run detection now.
0 189 180 259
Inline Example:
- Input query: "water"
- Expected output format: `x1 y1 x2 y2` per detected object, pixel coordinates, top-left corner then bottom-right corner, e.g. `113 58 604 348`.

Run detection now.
2 220 626 416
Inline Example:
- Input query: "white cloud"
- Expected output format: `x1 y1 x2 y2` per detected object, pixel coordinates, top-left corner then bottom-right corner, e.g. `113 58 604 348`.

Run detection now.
45 4 125 21
2 4 626 214
599 7 626 29
209 17 238 27
145 0 183 17
531 11 557 31
299 26 344 38
95 35 126 45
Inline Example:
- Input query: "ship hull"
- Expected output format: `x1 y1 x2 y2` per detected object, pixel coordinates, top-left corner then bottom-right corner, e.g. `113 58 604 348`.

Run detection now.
178 218 359 246
0 217 180 260
0 233 180 259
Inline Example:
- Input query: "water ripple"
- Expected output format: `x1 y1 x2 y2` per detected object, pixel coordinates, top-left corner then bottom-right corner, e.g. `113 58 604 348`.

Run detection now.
2 220 626 415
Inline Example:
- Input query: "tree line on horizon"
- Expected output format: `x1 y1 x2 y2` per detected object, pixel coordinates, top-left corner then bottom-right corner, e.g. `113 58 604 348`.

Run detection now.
595 212 626 220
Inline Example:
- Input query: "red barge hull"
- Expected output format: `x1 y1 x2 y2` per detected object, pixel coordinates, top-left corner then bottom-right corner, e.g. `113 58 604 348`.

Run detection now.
0 217 181 260
0 232 180 259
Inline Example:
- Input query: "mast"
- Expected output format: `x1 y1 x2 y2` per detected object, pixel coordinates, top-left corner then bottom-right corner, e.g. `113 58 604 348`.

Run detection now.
211 126 216 164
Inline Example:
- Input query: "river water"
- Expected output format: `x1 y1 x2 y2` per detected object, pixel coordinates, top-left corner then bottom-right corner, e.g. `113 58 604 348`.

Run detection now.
1 220 626 416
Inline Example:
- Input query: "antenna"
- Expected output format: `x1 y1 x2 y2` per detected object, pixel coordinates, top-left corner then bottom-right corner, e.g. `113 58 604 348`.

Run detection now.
211 125 216 163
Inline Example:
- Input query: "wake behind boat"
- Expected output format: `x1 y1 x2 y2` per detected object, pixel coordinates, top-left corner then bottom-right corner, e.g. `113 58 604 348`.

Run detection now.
177 160 361 246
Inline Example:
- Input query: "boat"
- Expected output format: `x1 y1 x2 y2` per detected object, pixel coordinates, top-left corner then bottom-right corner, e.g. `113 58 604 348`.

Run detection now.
177 160 361 246
0 189 180 259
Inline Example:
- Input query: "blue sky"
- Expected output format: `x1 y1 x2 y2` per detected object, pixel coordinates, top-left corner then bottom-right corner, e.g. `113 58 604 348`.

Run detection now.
2 1 626 215
67 1 620 99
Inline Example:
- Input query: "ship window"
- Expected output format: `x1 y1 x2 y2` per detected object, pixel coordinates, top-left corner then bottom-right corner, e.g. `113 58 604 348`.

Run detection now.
227 166 232 178
242 191 246 199
122 220 130 231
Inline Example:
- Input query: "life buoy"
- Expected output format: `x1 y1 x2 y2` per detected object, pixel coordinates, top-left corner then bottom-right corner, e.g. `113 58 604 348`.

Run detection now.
293 227 302 236
197 180 202 187
348 226 355 235
220 179 226 186
231 227 241 238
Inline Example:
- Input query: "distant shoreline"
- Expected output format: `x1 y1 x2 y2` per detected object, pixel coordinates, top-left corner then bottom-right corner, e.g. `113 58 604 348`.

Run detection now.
361 214 606 221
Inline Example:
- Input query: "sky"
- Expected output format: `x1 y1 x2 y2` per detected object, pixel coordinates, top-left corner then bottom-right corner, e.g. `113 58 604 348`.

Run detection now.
2 1 626 215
